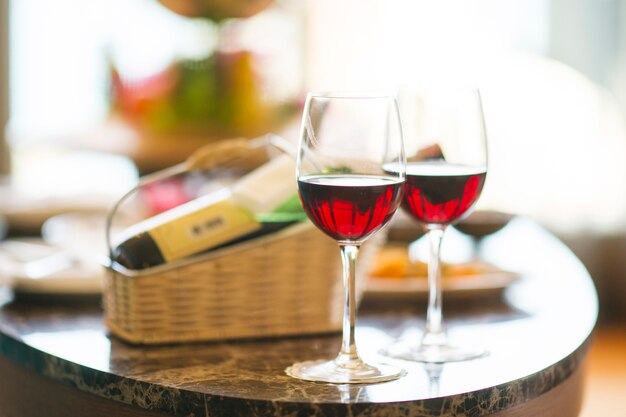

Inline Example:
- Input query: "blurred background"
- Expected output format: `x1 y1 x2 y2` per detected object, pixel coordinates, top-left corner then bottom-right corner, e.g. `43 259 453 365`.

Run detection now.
3 0 626 319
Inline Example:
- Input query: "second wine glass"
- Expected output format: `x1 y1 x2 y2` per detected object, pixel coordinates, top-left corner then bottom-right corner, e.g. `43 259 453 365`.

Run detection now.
383 85 489 363
285 92 406 384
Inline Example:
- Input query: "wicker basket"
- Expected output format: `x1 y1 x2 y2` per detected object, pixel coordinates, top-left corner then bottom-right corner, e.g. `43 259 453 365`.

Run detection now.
104 222 383 344
103 136 385 344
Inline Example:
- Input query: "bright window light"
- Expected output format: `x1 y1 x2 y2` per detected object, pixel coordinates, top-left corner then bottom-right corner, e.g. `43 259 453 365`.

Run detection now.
8 0 626 233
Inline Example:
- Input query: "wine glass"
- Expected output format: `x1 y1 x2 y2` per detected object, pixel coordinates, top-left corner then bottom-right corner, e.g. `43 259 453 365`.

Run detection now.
383 85 489 363
285 92 406 384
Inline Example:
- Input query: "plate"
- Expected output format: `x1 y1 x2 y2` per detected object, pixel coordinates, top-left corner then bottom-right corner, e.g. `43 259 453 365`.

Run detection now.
12 265 104 296
366 267 520 300
0 238 104 296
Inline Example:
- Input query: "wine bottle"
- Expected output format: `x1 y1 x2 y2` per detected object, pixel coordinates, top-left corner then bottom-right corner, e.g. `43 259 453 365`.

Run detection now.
112 154 303 270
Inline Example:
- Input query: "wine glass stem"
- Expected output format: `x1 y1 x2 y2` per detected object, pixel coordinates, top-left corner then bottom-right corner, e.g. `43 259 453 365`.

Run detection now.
424 225 447 345
337 244 362 366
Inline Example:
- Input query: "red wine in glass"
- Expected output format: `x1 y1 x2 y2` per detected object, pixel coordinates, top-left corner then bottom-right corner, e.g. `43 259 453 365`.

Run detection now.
298 174 404 242
402 162 486 225
380 86 489 364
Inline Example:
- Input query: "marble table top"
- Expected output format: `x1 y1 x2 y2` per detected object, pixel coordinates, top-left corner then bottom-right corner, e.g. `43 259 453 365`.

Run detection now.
0 217 598 416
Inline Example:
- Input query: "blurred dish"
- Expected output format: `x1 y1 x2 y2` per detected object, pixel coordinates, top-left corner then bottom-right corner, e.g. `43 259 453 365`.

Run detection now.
41 213 116 266
366 245 519 300
0 192 111 235
0 151 137 234
13 265 104 296
0 238 104 295
367 269 519 300
386 210 427 243
454 210 515 240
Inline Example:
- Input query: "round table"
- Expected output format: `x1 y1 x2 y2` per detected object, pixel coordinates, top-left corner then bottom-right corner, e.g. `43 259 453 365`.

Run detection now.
0 217 598 416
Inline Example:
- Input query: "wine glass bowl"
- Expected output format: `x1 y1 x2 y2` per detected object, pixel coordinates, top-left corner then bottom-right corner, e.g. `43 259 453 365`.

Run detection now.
297 175 404 243
401 162 486 226
382 85 489 363
285 92 407 384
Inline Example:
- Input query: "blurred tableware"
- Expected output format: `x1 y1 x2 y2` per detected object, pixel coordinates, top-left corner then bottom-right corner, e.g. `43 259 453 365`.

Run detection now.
454 210 514 240
0 150 137 234
386 210 428 243
367 264 519 301
42 213 123 267
454 210 515 261
0 239 103 295
0 189 113 236
367 245 519 300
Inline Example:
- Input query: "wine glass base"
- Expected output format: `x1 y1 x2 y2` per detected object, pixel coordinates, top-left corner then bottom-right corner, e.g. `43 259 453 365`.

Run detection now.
285 359 405 384
382 341 487 363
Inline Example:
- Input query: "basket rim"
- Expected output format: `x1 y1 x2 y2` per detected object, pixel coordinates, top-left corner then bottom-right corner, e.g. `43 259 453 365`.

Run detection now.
107 221 322 277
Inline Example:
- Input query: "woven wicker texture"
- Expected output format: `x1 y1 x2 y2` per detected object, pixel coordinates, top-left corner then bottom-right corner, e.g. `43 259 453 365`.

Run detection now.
104 223 383 344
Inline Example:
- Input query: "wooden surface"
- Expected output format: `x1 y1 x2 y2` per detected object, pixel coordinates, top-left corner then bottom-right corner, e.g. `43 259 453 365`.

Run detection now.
0 355 171 417
580 324 626 417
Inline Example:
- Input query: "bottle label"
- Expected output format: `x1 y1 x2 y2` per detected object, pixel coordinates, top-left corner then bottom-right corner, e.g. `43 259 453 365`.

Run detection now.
147 198 261 262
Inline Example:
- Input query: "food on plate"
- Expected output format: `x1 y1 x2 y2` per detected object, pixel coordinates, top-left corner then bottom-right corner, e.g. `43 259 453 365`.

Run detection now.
369 246 494 279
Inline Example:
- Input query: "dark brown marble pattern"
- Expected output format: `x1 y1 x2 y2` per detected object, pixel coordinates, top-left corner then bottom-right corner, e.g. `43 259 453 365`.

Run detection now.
0 218 597 416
